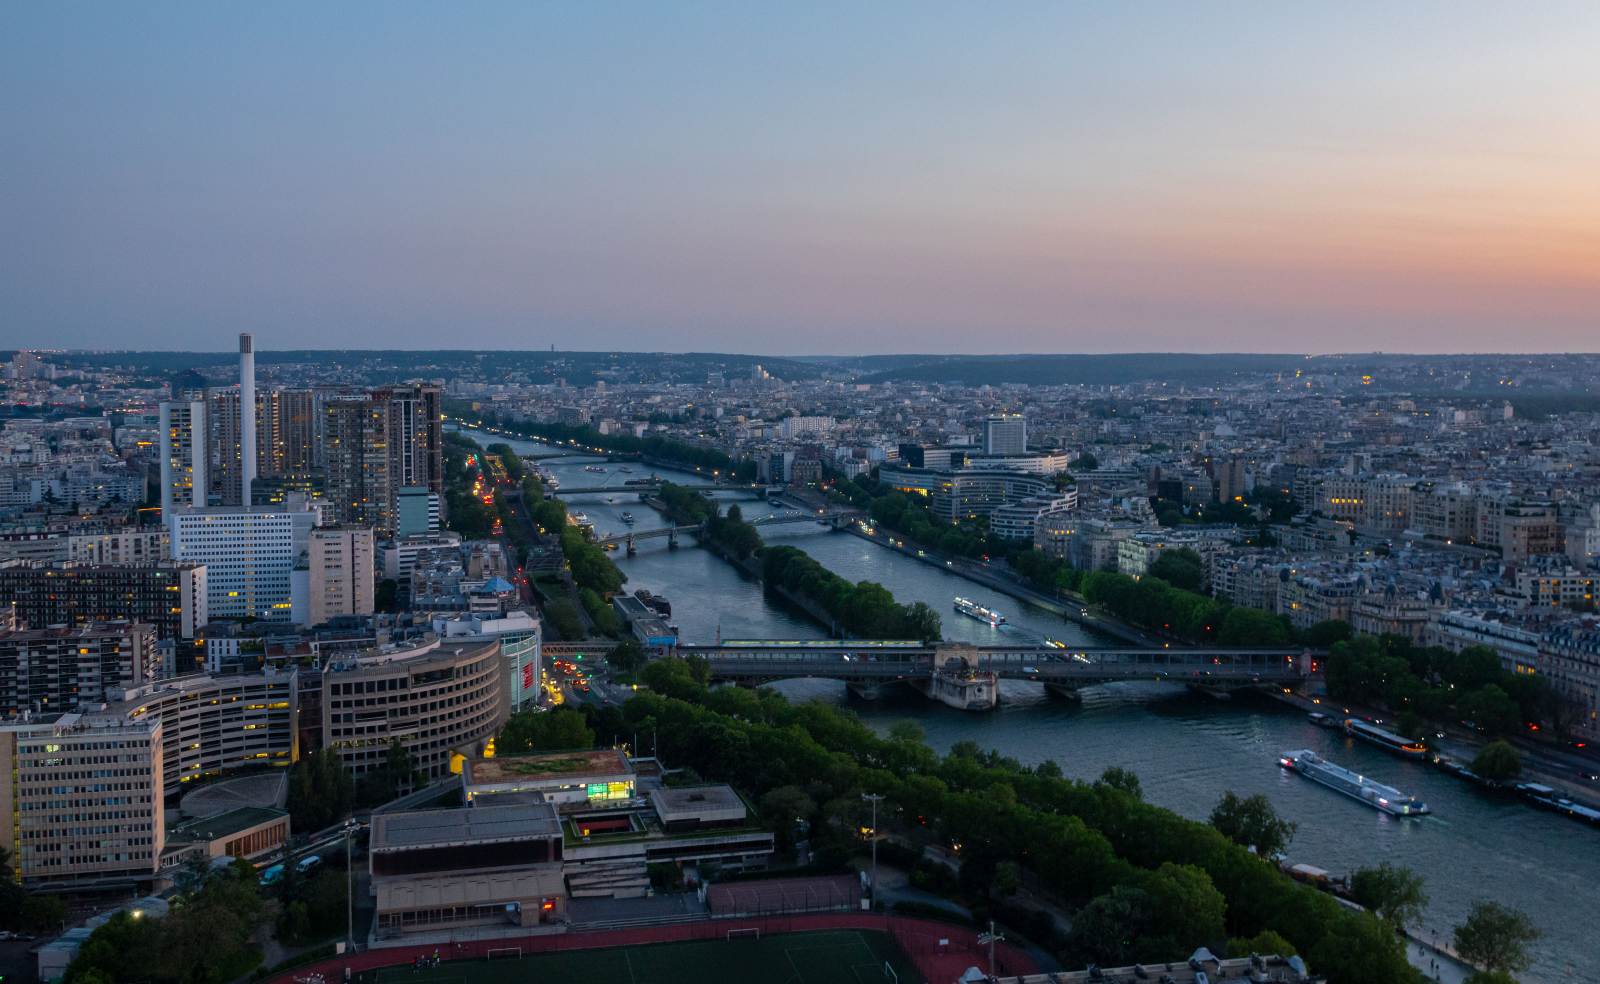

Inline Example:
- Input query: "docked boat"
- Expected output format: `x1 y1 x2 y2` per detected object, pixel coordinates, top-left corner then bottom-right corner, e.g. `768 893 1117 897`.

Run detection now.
1344 719 1428 759
618 466 634 473
1308 711 1340 729
953 596 1005 626
570 512 593 528
584 465 607 473
1279 749 1430 816
1516 783 1600 827
620 511 636 525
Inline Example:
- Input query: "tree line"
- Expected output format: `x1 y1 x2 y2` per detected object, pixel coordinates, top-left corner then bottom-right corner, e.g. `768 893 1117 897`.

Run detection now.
761 545 942 640
594 662 1425 982
471 413 759 482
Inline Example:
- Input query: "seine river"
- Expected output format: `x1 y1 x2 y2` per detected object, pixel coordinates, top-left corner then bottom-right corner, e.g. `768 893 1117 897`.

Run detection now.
461 426 1595 982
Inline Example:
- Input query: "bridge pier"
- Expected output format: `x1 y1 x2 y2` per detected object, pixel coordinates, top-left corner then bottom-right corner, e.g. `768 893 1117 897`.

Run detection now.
1042 684 1083 703
667 528 678 550
625 534 636 557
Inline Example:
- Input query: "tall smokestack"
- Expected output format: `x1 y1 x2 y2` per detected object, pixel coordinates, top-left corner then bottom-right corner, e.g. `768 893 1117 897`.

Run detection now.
239 332 256 506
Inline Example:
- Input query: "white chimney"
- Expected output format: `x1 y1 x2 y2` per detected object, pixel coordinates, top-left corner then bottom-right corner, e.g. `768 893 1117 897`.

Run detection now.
239 332 256 505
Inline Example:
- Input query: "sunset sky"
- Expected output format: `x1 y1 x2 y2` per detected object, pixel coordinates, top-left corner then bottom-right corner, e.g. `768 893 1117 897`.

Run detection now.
3 2 1598 354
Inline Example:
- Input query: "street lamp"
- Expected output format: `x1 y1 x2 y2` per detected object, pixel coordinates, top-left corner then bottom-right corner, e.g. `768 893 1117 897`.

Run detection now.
344 818 360 952
860 792 883 911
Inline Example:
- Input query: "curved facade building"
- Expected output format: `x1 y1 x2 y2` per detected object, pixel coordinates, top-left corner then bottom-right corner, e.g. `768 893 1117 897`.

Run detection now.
319 635 506 781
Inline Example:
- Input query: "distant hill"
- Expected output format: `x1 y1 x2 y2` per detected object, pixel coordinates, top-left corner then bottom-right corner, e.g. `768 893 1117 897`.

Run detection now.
854 353 1308 386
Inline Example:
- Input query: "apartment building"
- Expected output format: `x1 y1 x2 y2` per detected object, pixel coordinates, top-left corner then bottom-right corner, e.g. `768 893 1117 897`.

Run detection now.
320 636 505 781
0 713 164 886
169 502 317 623
66 530 171 566
0 561 207 641
1538 622 1600 736
0 623 158 717
305 527 376 627
990 491 1076 541
112 669 299 787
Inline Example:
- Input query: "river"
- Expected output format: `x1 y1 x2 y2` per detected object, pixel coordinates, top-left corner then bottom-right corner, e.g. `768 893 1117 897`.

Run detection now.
459 425 1594 982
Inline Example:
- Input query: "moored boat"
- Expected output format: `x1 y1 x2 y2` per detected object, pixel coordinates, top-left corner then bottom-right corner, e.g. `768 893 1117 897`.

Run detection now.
1344 718 1428 758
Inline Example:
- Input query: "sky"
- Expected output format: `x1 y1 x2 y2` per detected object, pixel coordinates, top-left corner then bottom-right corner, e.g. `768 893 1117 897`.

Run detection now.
3 2 1598 355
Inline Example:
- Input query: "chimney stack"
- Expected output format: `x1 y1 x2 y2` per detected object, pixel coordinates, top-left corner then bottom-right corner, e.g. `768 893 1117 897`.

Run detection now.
239 332 256 505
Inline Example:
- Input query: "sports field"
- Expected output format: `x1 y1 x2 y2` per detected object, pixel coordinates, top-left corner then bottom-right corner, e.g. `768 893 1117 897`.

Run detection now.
372 929 921 984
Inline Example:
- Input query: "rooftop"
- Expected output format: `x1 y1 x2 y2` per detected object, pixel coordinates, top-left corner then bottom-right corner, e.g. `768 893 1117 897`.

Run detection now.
465 748 632 786
371 801 562 852
167 806 287 844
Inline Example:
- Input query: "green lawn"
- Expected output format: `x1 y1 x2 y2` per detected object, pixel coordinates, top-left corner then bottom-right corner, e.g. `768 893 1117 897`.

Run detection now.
373 929 919 984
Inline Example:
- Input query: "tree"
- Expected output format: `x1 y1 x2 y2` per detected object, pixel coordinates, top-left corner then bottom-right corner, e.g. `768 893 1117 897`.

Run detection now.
497 707 596 755
1462 972 1520 984
1453 901 1540 974
1149 548 1204 592
287 748 354 832
1459 684 1521 736
1472 740 1523 782
1095 766 1143 800
1074 452 1099 471
888 720 926 744
1227 929 1296 958
374 578 399 612
1303 619 1354 647
607 638 647 674
759 784 816 854
1209 791 1296 857
1350 862 1428 931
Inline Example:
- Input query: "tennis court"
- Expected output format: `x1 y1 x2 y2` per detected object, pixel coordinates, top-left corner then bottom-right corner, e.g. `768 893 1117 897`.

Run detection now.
371 929 920 984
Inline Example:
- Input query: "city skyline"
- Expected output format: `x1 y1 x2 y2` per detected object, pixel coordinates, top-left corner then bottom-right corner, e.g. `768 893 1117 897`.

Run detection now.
5 2 1600 355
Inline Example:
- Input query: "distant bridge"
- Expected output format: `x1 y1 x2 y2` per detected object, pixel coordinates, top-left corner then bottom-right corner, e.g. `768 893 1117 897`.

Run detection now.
593 508 863 553
550 481 774 497
675 640 1311 707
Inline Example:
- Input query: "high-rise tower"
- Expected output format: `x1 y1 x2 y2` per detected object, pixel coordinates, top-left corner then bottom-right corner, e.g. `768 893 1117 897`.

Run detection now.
239 333 256 505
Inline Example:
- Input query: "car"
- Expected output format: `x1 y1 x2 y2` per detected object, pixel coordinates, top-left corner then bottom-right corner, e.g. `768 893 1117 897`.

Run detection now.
295 854 323 875
259 864 285 887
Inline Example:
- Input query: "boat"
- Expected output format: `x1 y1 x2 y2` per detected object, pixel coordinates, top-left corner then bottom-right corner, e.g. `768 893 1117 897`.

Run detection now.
1279 749 1430 816
953 596 1006 626
620 511 636 525
1344 719 1428 759
1515 783 1600 827
618 466 634 473
584 465 607 473
1308 711 1340 729
570 512 593 528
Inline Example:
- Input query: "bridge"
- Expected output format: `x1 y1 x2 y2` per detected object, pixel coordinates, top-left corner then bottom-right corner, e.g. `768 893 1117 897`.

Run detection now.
550 481 773 497
593 508 864 553
675 640 1311 709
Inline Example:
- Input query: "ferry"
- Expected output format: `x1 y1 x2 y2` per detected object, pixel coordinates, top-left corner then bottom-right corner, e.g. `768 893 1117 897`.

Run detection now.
570 512 593 528
1344 719 1428 759
584 465 607 474
620 511 636 525
1279 749 1430 817
953 596 1006 626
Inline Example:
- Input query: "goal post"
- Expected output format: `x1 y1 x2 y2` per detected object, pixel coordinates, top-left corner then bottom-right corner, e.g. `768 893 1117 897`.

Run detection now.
485 946 522 961
724 927 761 941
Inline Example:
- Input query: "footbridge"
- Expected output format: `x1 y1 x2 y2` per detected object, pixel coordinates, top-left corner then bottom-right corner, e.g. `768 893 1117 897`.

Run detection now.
675 640 1311 709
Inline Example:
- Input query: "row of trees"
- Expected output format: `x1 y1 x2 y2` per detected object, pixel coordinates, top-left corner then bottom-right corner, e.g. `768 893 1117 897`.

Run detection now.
597 663 1417 981
1322 634 1563 738
761 545 942 640
476 413 759 482
656 484 764 559
442 431 495 539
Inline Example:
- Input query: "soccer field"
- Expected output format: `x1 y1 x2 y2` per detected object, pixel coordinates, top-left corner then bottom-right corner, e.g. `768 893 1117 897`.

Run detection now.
372 929 921 984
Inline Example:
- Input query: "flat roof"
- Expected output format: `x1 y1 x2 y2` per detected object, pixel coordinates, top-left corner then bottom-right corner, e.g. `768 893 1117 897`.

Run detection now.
167 806 288 844
650 784 745 815
371 802 561 852
465 748 632 786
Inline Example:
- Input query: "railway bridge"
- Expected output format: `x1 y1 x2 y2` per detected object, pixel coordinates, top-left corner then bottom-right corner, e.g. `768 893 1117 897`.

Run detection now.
674 640 1311 710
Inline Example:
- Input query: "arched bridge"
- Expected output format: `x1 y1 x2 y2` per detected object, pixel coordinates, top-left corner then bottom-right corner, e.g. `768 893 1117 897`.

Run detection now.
675 640 1311 708
593 508 864 552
